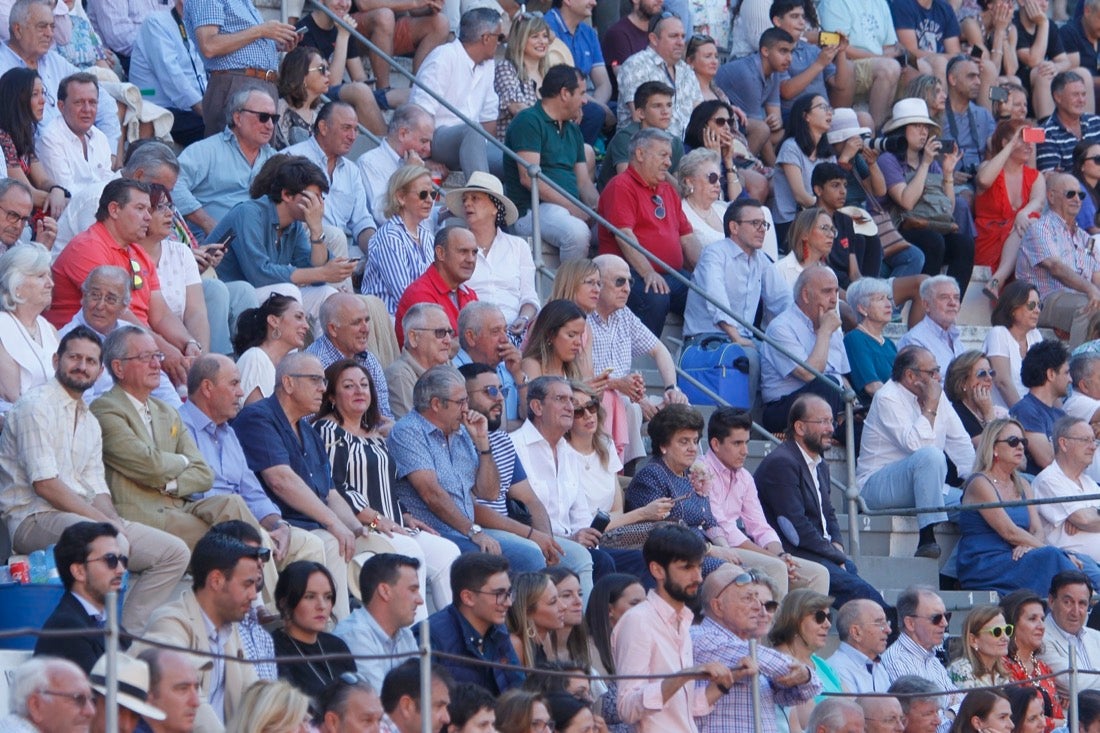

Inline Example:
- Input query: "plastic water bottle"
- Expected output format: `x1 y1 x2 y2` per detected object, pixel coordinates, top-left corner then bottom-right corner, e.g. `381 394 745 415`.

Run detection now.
43 544 61 585
28 550 48 584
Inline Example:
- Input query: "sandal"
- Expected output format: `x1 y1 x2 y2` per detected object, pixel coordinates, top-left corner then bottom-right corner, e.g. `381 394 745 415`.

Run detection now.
981 277 1000 303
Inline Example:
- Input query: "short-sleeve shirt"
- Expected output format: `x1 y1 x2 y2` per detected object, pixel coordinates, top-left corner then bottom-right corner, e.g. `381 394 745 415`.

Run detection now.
183 0 277 71
715 54 780 120
760 305 850 403
1060 22 1100 75
1015 12 1066 63
298 13 365 61
597 166 692 274
1036 112 1100 172
544 8 604 77
818 0 897 55
943 102 995 172
601 16 648 75
233 396 333 530
1010 392 1067 476
503 102 585 218
779 41 835 119
773 140 836 224
890 0 961 53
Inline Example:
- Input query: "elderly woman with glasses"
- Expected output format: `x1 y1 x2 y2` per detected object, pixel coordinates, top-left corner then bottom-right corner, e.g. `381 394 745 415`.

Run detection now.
1000 589 1064 732
956 418 1097 596
0 242 57 417
983 281 1043 408
769 589 844 732
948 604 1014 689
843 277 898 404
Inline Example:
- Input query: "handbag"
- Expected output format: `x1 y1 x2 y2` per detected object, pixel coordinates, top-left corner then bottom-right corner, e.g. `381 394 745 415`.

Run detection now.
893 170 958 234
599 519 686 550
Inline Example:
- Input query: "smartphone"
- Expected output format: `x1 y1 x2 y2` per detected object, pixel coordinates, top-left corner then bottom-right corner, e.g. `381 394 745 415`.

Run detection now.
294 26 308 35
1022 127 1046 143
818 30 841 46
989 86 1009 102
969 45 983 59
935 137 957 153
590 510 611 533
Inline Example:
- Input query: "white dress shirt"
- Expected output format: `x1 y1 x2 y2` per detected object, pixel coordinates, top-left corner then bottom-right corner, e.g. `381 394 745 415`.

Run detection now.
510 420 591 537
1040 614 1100 696
285 136 377 240
1032 459 1100 559
37 116 114 194
856 379 975 488
408 39 498 129
465 228 540 322
827 641 891 693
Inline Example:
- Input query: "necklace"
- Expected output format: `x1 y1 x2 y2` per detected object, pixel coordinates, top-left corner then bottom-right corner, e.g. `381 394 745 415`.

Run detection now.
856 323 885 345
286 632 334 686
1012 649 1037 678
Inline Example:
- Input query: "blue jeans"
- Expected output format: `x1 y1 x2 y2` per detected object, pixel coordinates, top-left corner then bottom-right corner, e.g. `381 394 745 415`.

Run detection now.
860 447 949 530
880 244 926 278
628 268 690 337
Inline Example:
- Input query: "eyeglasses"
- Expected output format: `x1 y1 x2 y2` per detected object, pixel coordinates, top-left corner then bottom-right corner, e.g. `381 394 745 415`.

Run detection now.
290 373 328 387
573 400 599 417
736 219 771 230
980 623 1014 638
909 366 941 376
817 223 838 236
1062 189 1087 200
531 718 556 732
118 351 165 364
865 716 907 727
241 109 280 124
975 368 997 379
811 102 834 113
711 117 731 127
581 277 603 288
0 204 31 226
704 172 721 184
995 435 1029 448
38 690 93 708
84 290 122 307
651 194 666 220
612 276 634 288
1063 435 1100 445
473 586 514 604
410 326 456 339
811 609 832 625
129 259 144 291
474 385 509 398
309 64 330 75
908 612 952 625
86 553 129 570
799 417 835 426
440 396 469 408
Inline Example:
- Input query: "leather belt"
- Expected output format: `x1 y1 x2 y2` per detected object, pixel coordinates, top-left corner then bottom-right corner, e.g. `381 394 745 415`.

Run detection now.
211 67 278 82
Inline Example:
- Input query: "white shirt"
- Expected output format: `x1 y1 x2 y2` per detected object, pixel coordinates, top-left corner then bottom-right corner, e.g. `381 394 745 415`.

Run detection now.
465 228 540 322
983 325 1042 408
1062 393 1100 483
897 316 966 376
796 442 831 540
1040 614 1100 696
409 39 498 129
1032 459 1100 552
37 116 114 195
157 238 202 321
52 176 119 257
856 379 974 488
358 138 401 224
510 420 591 536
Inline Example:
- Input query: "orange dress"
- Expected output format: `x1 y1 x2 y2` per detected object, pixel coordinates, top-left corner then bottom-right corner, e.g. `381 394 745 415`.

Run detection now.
974 166 1039 269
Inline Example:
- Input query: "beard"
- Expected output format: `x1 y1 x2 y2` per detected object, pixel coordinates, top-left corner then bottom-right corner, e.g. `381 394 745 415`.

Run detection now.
57 368 96 394
803 431 832 455
663 575 698 604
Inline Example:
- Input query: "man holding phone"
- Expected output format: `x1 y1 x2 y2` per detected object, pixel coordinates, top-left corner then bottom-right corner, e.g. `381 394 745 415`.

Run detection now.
944 54 995 192
770 0 853 125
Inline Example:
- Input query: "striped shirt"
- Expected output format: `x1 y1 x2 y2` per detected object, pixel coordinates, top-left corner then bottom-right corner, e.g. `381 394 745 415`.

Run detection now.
359 215 435 315
1036 112 1100 172
881 633 960 711
1016 208 1097 301
477 429 528 516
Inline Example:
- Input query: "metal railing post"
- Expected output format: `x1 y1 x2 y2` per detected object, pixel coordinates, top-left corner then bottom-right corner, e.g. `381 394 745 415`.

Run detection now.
1071 645 1080 733
420 620 431 733
530 168 545 300
844 400 860 559
106 590 119 733
749 639 762 733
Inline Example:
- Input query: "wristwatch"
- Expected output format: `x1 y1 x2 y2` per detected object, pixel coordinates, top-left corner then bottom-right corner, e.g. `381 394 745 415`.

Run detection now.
467 523 483 539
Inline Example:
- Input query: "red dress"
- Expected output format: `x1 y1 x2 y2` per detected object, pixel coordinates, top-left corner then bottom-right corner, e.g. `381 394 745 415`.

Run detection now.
974 166 1039 269
1003 653 1065 733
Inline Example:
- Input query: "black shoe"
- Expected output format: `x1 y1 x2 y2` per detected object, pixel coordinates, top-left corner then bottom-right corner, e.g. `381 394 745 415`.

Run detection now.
915 542 941 559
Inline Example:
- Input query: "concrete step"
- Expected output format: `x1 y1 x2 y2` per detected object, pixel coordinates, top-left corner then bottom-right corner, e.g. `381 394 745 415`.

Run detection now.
837 515 961 571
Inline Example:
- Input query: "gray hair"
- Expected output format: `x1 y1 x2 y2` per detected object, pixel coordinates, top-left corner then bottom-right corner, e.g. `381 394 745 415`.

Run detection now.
527 375 568 415
318 292 363 329
412 364 465 412
896 584 938 623
845 277 892 323
227 87 273 126
628 127 672 158
888 675 943 713
835 599 868 642
804 698 863 733
0 242 50 312
1087 0 1100 12
458 7 501 44
10 657 84 717
0 178 33 203
82 265 133 307
9 0 50 33
102 324 150 382
919 274 958 302
1053 415 1088 456
676 148 721 197
401 302 446 339
274 351 322 390
457 301 504 350
121 141 180 178
791 264 836 306
1070 352 1100 387
187 354 228 397
387 104 432 138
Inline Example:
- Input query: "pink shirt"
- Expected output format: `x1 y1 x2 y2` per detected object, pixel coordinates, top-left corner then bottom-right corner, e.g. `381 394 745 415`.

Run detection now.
702 450 781 549
612 590 712 732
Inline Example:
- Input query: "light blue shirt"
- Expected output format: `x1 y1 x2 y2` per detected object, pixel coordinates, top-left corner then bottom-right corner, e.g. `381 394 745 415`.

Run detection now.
683 238 772 339
285 136 377 240
183 0 277 72
209 197 313 287
827 642 891 693
760 305 850 403
388 410 478 532
0 43 122 151
172 127 275 227
333 608 418 690
129 8 206 111
897 316 965 375
178 400 281 520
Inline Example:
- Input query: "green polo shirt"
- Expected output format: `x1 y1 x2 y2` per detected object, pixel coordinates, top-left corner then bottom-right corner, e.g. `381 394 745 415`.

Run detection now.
503 101 585 217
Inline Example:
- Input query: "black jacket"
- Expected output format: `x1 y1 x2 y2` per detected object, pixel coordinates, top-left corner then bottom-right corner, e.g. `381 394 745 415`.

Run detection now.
34 591 129 674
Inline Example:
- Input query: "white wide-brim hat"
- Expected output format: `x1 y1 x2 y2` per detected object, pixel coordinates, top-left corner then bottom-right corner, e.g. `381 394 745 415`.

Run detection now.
882 98 941 134
443 171 520 226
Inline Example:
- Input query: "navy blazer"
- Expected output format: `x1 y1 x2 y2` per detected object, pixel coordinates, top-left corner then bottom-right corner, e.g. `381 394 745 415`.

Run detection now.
753 440 847 567
34 591 129 674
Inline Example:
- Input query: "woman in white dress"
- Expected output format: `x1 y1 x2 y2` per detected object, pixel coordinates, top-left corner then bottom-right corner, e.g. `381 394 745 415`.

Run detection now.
233 293 309 405
0 242 58 417
984 281 1042 408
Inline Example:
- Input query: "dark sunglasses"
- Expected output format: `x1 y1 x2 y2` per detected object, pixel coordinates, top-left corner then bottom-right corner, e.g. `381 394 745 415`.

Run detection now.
1023 300 1042 310
415 189 435 201
975 368 996 379
573 400 599 417
980 623 1014 638
651 194 666 220
1087 155 1100 165
1063 190 1087 200
995 436 1029 449
612 276 633 288
908 612 952 625
705 172 721 184
711 117 731 127
811 609 832 625
86 553 129 570
241 108 280 124
763 600 779 613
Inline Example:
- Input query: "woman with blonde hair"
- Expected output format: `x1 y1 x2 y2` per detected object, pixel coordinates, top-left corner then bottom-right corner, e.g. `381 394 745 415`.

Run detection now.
506 572 564 669
228 680 312 733
768 207 835 299
948 603 1013 688
494 13 552 141
360 164 436 314
0 242 57 416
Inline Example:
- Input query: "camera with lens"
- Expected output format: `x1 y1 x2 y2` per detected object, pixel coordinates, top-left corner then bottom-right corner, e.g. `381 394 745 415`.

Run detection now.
867 136 907 155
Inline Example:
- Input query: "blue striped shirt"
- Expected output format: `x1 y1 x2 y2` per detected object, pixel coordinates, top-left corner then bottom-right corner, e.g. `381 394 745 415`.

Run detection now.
359 215 435 314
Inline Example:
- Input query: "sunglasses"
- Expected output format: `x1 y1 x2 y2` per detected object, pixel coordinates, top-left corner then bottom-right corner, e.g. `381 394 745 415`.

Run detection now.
811 609 832 625
711 117 731 127
651 194 666 220
241 108 280 124
573 400 599 417
1023 300 1041 310
975 368 996 379
612 276 633 288
129 258 144 290
995 436 1029 449
762 600 779 613
475 385 508 398
414 189 435 201
980 623 1014 638
648 10 676 33
411 327 455 339
1063 190 1087 200
704 172 721 184
309 64 330 75
86 553 129 570
908 612 952 625
1087 155 1100 165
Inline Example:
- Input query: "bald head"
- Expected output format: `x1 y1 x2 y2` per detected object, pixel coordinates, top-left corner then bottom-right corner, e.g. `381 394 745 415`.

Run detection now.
859 696 904 733
593 253 632 314
321 293 372 356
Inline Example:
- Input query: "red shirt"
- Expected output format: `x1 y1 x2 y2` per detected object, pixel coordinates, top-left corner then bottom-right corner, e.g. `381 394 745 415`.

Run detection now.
47 222 161 328
393 264 478 347
597 166 692 274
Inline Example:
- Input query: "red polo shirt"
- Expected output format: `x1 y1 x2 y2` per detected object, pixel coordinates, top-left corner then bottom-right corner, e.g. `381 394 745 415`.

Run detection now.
47 222 160 328
597 166 692 274
393 264 479 347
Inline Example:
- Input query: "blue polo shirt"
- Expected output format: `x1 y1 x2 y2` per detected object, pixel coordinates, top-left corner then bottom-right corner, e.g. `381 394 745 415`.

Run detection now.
715 53 780 120
780 40 835 121
233 395 332 530
544 8 605 77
